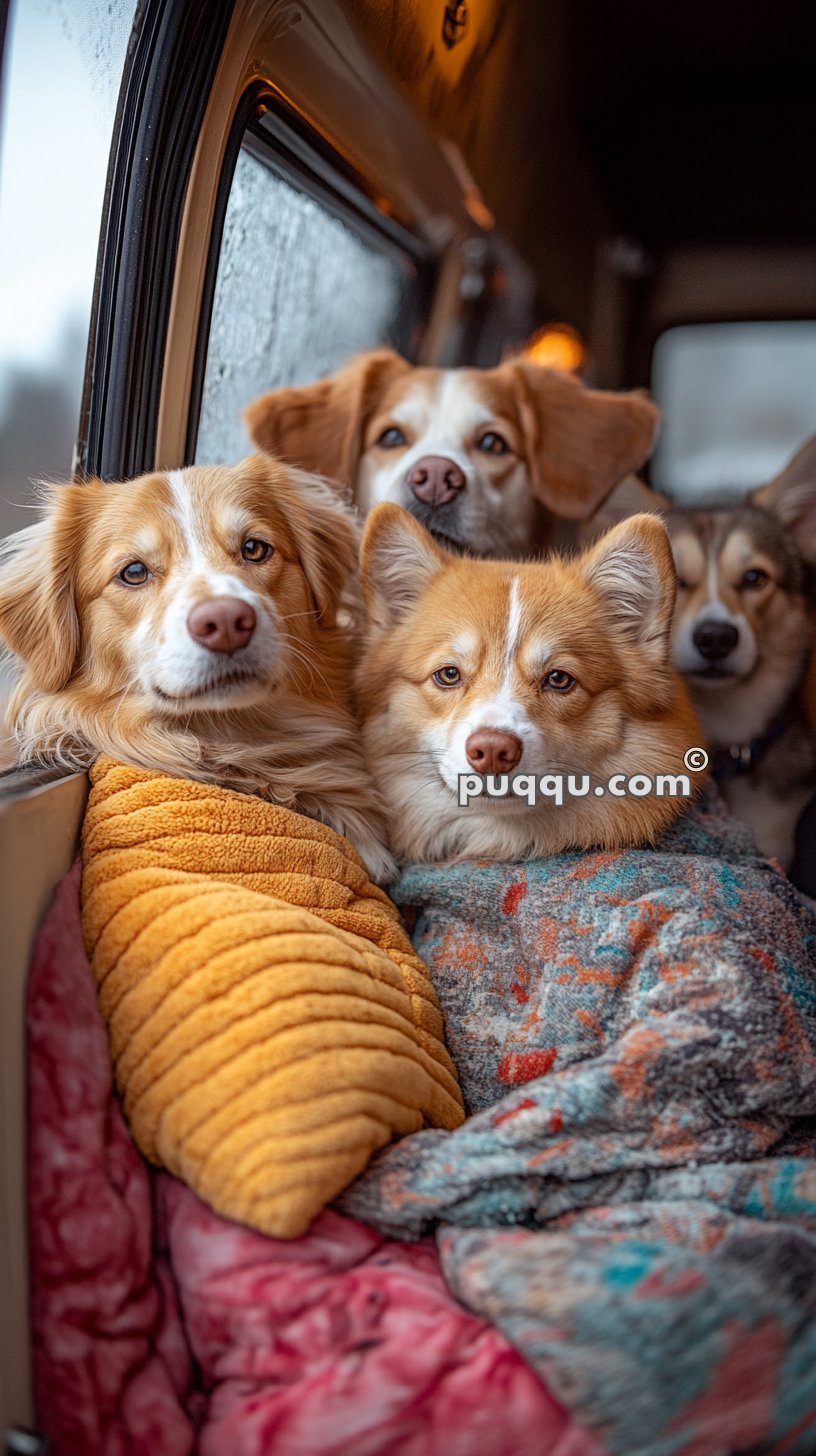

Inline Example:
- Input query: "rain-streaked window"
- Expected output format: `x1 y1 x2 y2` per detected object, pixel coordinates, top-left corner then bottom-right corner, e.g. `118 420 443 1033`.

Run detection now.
0 0 134 744
0 0 135 534
651 321 816 502
195 146 413 466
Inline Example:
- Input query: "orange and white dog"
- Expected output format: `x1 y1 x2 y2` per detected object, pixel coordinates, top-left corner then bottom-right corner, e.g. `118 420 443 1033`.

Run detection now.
356 503 700 863
245 350 660 558
0 455 395 881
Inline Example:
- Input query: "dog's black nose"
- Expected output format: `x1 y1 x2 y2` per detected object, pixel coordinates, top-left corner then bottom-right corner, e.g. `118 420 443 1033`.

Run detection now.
407 456 465 507
692 620 739 661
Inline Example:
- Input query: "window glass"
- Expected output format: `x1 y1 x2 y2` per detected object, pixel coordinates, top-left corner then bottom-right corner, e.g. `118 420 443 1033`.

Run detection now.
651 321 816 502
0 0 134 743
0 0 135 534
195 147 413 466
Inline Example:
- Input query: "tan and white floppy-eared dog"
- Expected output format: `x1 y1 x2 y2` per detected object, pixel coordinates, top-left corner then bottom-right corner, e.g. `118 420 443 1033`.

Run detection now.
356 503 701 864
0 455 395 882
244 349 660 558
589 436 816 867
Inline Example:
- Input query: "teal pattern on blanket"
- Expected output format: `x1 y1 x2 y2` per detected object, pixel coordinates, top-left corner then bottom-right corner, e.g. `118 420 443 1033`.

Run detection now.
339 791 816 1456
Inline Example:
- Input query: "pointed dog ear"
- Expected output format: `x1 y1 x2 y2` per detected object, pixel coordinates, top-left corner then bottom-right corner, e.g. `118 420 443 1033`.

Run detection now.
751 435 816 562
501 362 661 520
244 350 412 487
360 503 449 630
0 490 84 692
579 513 677 670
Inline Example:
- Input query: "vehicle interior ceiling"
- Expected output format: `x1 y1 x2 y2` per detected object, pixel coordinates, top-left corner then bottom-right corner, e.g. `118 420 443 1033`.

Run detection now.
347 0 816 395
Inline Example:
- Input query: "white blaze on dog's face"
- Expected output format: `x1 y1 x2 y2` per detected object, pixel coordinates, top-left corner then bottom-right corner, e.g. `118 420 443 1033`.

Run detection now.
353 370 536 557
357 504 698 862
244 350 660 558
95 461 348 712
669 515 767 684
0 456 402 880
125 466 290 712
662 438 816 748
666 501 814 715
0 455 357 722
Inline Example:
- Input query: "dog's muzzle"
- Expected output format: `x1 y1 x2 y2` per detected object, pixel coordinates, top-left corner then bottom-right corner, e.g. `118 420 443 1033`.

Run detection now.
401 454 471 548
407 455 466 508
187 596 256 654
692 620 739 662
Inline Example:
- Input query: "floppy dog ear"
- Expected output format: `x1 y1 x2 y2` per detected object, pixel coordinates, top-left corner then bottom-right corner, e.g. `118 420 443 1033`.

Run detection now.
360 504 449 629
751 435 816 562
244 350 412 487
0 500 81 692
506 362 661 520
580 513 677 669
281 467 362 623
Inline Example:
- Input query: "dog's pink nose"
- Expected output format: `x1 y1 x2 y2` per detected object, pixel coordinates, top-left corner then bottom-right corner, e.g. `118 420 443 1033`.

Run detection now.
187 597 256 653
408 455 466 507
465 729 523 775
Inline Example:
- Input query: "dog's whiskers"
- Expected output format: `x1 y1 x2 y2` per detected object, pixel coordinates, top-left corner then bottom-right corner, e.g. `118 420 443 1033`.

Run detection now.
277 632 333 695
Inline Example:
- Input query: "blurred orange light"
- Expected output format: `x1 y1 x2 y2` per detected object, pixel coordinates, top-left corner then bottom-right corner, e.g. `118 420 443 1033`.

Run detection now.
522 324 586 374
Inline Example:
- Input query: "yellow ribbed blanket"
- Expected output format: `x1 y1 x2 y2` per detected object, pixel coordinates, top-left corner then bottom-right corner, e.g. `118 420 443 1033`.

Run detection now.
81 758 464 1238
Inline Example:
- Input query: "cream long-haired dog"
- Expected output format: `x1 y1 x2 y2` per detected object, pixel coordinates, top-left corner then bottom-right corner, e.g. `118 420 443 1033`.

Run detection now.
0 455 394 881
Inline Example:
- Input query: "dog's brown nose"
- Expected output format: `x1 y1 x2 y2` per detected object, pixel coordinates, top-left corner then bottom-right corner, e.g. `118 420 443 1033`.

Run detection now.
408 456 466 507
187 597 256 653
465 728 523 775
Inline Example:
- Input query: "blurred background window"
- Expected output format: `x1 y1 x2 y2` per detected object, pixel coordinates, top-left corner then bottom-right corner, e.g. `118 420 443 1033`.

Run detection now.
195 145 415 465
651 320 816 502
0 0 134 537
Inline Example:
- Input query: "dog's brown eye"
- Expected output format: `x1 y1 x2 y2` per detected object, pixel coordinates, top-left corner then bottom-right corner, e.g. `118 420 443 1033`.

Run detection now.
543 669 575 692
118 561 151 586
477 431 509 456
376 426 407 449
432 665 462 688
242 538 273 563
676 575 690 591
741 567 769 590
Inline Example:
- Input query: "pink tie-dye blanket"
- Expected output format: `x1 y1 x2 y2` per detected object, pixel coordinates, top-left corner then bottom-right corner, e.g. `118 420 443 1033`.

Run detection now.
26 861 599 1456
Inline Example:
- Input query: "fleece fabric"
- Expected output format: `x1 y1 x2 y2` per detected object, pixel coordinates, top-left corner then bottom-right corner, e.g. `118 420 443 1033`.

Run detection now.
80 758 463 1239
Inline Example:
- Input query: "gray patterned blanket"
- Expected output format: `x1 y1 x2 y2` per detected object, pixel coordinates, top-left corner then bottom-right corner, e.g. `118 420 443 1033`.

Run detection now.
340 794 816 1456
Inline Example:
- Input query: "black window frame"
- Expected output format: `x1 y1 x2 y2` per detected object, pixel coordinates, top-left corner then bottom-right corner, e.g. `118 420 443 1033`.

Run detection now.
78 0 236 483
